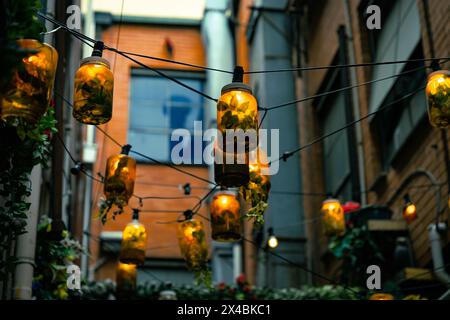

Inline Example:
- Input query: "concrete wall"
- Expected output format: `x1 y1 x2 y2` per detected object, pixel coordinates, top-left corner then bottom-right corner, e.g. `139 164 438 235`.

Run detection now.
246 0 307 288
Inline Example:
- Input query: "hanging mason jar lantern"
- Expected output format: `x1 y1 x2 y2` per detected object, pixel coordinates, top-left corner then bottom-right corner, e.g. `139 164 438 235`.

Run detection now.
104 144 136 206
210 190 241 242
1 39 58 124
321 198 345 236
426 69 450 128
369 293 394 300
119 208 147 265
73 41 114 125
402 194 417 224
116 262 137 295
177 210 209 272
215 66 258 187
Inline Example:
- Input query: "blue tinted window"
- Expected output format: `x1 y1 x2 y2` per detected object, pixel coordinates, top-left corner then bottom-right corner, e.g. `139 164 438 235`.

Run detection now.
129 72 205 164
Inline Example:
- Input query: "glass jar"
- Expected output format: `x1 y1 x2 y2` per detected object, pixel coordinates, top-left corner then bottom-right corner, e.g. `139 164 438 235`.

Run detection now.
402 202 417 224
177 218 208 271
321 198 345 236
214 145 249 187
116 262 137 294
426 70 450 128
119 218 147 265
1 39 58 124
210 191 241 242
104 151 136 205
73 56 113 124
214 79 258 188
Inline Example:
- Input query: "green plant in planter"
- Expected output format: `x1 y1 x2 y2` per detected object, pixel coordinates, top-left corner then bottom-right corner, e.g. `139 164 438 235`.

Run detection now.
33 216 83 300
0 107 57 282
328 225 384 286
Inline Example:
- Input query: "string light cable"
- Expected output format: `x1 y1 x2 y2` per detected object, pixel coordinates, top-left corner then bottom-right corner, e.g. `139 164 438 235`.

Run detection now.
53 91 217 187
259 62 443 112
275 84 429 164
38 13 450 296
37 11 449 110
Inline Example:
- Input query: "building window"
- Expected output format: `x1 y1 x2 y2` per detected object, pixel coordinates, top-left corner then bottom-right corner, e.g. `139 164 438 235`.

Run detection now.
371 45 427 168
363 0 426 168
317 69 353 200
128 69 205 164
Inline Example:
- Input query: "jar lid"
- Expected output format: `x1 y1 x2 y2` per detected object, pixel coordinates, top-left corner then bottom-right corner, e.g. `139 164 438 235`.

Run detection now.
322 198 341 204
213 190 238 198
221 82 252 95
427 69 450 80
80 55 111 69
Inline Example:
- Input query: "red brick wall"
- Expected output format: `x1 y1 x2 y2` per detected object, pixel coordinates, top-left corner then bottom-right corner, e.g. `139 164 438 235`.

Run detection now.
88 23 210 279
297 0 450 282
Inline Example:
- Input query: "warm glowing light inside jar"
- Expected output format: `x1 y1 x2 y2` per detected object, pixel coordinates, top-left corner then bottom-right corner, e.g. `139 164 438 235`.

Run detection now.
118 262 136 272
184 226 195 241
219 195 230 207
405 203 416 216
427 73 450 95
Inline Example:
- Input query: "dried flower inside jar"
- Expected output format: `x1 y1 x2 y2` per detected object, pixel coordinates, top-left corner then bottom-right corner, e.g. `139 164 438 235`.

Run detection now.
73 41 113 125
321 198 345 236
214 66 258 187
119 209 147 265
104 145 136 206
210 191 241 242
1 39 58 124
426 70 450 128
116 262 137 295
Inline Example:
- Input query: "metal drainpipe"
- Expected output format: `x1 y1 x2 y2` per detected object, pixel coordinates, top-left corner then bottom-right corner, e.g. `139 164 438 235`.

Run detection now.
386 169 450 297
13 166 42 300
428 223 450 299
343 0 367 205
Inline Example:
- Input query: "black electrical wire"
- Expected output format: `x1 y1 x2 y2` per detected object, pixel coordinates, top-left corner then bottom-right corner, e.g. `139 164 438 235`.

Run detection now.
276 85 427 163
130 150 217 186
260 63 432 112
191 184 219 213
110 48 219 102
38 12 219 103
193 211 363 297
115 49 233 74
53 91 217 186
245 57 449 75
37 12 449 110
55 133 103 183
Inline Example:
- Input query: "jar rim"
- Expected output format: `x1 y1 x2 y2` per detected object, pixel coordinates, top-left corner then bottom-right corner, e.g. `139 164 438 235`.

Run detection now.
427 70 450 80
80 56 111 69
213 190 238 198
221 82 253 95
322 198 340 204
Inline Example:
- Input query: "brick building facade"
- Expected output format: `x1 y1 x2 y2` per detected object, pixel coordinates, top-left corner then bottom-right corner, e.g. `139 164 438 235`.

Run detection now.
294 0 449 282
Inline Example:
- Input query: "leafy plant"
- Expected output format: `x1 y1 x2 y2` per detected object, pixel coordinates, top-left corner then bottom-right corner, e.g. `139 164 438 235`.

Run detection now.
0 107 57 282
79 274 364 300
328 225 384 286
33 216 83 300
97 197 125 225
239 170 270 226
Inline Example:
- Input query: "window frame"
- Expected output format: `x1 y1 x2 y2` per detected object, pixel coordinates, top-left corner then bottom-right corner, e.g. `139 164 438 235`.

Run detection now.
128 68 207 166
